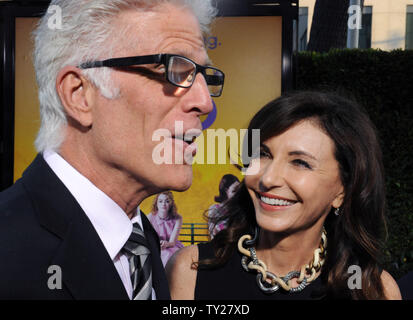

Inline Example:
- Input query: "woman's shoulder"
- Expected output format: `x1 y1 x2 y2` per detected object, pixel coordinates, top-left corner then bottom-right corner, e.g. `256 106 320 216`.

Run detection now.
146 212 154 221
165 245 199 299
168 244 198 266
381 269 402 300
170 213 183 224
174 213 183 220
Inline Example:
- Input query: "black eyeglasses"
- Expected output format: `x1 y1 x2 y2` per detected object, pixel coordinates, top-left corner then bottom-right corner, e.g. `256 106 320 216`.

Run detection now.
79 53 225 97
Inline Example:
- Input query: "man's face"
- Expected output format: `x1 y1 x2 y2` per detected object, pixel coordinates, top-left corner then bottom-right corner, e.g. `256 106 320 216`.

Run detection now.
88 3 213 195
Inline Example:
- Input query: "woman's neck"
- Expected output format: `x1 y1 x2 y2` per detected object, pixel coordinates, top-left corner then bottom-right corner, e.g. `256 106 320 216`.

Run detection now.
255 224 324 276
158 210 168 220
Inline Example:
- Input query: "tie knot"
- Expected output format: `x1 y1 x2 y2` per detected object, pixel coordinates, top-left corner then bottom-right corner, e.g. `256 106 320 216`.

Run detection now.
132 222 143 233
123 222 152 300
123 223 150 256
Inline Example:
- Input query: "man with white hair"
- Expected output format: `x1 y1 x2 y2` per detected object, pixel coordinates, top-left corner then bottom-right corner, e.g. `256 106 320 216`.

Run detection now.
0 0 224 299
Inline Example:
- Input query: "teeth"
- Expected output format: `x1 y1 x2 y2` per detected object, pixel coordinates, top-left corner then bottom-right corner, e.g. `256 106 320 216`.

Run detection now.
260 196 295 206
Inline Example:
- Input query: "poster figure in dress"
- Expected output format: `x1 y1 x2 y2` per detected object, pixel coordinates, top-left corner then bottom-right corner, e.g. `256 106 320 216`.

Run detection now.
207 174 240 239
148 192 184 266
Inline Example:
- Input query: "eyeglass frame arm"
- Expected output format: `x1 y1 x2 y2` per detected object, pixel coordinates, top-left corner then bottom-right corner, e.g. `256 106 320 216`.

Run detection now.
78 53 225 96
78 54 164 69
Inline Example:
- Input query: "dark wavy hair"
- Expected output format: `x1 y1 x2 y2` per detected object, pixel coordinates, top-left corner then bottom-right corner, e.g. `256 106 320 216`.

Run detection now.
197 91 387 299
214 174 240 203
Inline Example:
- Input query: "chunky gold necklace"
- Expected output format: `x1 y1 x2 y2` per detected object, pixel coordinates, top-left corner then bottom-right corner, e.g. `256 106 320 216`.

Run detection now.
237 228 327 293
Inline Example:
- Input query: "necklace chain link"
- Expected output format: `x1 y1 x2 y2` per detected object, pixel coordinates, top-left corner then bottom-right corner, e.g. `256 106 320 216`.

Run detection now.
238 228 327 294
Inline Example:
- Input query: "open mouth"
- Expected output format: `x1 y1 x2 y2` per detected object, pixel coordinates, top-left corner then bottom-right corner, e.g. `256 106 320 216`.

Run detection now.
169 129 201 160
172 128 202 145
172 135 197 145
255 191 298 209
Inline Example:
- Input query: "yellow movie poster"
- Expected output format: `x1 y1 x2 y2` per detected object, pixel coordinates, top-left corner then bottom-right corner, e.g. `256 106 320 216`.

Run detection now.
14 16 282 245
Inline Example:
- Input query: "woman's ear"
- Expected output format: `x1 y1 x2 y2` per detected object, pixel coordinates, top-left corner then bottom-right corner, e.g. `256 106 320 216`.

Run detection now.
56 66 94 128
332 189 345 209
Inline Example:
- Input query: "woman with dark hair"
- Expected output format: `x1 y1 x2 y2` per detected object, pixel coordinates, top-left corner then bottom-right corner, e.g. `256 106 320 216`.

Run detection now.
148 191 183 266
166 91 401 300
207 174 240 239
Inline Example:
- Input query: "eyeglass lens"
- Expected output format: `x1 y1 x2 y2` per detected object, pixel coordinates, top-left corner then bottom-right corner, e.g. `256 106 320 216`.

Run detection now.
168 56 223 97
204 68 223 97
168 56 195 88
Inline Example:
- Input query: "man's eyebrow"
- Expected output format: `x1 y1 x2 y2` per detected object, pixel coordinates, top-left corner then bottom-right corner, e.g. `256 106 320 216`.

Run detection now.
167 49 212 66
288 150 318 161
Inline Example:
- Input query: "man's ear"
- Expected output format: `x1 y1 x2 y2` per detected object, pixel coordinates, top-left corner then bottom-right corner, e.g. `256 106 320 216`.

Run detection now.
56 66 94 127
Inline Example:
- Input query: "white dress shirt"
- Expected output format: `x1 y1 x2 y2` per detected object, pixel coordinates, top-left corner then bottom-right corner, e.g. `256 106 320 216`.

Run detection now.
43 150 156 299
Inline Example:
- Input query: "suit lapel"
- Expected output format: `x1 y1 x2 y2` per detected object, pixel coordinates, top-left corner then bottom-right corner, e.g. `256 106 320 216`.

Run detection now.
141 213 171 300
51 214 129 300
22 154 129 300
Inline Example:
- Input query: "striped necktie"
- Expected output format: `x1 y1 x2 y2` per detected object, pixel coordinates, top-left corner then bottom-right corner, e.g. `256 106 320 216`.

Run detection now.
122 223 152 300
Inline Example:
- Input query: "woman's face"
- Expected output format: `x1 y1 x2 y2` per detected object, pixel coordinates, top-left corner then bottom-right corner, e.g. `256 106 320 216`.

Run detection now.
157 194 172 215
226 181 239 199
245 120 344 234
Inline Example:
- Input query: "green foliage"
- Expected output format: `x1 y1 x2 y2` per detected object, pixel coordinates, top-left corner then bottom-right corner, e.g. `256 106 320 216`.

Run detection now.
296 49 413 279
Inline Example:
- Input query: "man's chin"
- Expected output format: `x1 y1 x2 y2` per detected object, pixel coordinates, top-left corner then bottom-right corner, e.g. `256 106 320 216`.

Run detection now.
168 177 193 192
171 183 191 192
164 167 193 192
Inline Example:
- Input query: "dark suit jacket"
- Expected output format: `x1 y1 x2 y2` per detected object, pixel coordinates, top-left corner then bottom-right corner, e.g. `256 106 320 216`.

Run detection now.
0 154 170 300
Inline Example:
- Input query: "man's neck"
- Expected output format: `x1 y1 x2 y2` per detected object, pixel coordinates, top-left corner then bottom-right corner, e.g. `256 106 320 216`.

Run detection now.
58 143 150 217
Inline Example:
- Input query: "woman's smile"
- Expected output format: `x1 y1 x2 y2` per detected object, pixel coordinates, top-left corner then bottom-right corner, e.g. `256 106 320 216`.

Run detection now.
255 191 298 212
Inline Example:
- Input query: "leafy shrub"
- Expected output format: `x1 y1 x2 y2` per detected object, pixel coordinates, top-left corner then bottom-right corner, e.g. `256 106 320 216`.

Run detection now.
296 49 413 279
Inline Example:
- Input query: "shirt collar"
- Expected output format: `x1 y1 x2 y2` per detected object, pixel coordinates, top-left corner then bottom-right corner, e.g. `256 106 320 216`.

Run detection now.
43 150 143 260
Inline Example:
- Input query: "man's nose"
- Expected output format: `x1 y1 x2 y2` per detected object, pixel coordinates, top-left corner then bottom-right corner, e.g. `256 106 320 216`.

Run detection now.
182 73 213 115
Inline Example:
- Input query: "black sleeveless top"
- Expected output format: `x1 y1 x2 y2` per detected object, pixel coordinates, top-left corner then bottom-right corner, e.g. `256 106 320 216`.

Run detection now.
195 242 326 300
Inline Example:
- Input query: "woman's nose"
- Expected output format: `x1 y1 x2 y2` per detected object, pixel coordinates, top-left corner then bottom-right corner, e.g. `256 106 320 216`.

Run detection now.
259 160 285 191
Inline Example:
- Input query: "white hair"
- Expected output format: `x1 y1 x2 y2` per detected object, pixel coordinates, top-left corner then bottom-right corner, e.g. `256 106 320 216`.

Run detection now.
33 0 217 152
